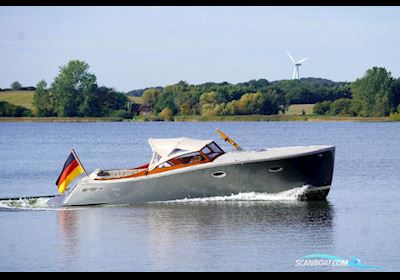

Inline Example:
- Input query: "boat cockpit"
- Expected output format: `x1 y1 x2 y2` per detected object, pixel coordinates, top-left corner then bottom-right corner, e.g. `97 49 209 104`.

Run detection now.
92 138 225 181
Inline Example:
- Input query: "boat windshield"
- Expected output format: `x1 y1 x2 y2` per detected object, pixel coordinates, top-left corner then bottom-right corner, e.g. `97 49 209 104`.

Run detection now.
156 142 224 169
201 142 224 161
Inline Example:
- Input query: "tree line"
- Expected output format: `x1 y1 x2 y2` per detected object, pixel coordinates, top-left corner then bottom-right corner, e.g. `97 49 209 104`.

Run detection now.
138 77 351 118
140 80 288 118
138 67 399 119
0 80 36 91
2 59 400 119
313 67 400 118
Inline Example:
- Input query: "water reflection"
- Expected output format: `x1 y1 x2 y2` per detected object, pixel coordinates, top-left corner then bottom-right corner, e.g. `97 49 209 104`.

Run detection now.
56 201 334 271
144 200 334 230
57 209 82 271
143 201 334 271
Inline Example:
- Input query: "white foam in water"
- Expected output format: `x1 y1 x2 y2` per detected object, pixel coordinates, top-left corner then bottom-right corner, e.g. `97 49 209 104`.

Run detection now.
160 185 309 203
0 197 52 210
0 186 310 208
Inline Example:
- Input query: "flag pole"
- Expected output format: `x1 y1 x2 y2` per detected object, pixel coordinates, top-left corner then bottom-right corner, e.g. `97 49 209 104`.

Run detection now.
72 148 89 177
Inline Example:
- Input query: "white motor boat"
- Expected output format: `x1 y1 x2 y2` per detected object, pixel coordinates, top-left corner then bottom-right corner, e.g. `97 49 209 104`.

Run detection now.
48 130 335 207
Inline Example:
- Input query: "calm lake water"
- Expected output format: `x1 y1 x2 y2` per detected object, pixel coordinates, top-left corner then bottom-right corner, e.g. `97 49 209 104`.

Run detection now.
0 121 399 271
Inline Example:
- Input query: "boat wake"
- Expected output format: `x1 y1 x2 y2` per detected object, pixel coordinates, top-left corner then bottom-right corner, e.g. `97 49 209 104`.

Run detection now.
0 197 53 210
0 185 311 209
158 185 309 204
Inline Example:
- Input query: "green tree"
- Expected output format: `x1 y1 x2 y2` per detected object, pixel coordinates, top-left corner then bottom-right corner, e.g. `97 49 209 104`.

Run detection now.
313 101 332 115
199 91 226 107
351 67 395 117
177 89 201 115
232 92 265 115
389 104 400 121
372 95 390 117
329 98 353 116
200 103 225 116
142 88 162 107
51 60 97 117
154 91 177 114
222 101 237 115
171 85 202 115
87 86 128 117
273 78 351 104
10 81 22 90
391 78 400 111
0 101 32 117
159 107 173 120
33 80 56 117
199 91 227 116
260 87 287 114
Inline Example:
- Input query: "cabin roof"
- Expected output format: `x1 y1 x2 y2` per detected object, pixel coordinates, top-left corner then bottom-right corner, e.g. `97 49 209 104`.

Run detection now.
148 137 213 171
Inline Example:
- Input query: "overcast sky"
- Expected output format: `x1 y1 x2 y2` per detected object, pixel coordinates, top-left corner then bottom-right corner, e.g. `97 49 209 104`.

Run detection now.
1 6 400 92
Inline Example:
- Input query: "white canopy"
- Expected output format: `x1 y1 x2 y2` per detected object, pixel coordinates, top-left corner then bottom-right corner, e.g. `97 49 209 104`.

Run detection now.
148 137 213 171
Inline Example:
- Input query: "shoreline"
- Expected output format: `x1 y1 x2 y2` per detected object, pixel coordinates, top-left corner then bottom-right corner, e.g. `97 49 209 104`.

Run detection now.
0 117 124 122
0 115 395 123
172 115 392 122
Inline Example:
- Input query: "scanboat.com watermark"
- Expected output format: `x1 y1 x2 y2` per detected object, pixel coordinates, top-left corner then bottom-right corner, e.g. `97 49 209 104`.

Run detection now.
295 254 383 270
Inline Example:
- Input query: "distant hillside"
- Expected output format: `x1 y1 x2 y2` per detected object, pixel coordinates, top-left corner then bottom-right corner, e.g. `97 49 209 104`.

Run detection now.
271 77 345 87
126 77 344 97
0 86 36 92
126 86 163 97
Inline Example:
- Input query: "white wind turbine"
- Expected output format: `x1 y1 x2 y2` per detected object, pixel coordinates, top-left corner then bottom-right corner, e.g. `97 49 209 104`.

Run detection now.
287 51 309 80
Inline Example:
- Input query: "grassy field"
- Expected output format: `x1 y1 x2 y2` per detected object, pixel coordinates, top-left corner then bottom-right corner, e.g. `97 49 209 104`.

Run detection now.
0 90 34 109
284 104 315 115
0 91 144 109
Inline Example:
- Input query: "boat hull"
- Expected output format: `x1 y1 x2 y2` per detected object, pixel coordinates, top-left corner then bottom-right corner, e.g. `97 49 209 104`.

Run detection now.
49 146 335 206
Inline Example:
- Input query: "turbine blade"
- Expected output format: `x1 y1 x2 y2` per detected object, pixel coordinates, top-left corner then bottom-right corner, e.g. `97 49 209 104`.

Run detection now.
297 57 309 64
286 51 296 64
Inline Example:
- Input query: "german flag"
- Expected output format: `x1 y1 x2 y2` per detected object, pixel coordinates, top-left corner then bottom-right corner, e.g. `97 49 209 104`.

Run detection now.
56 152 85 193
